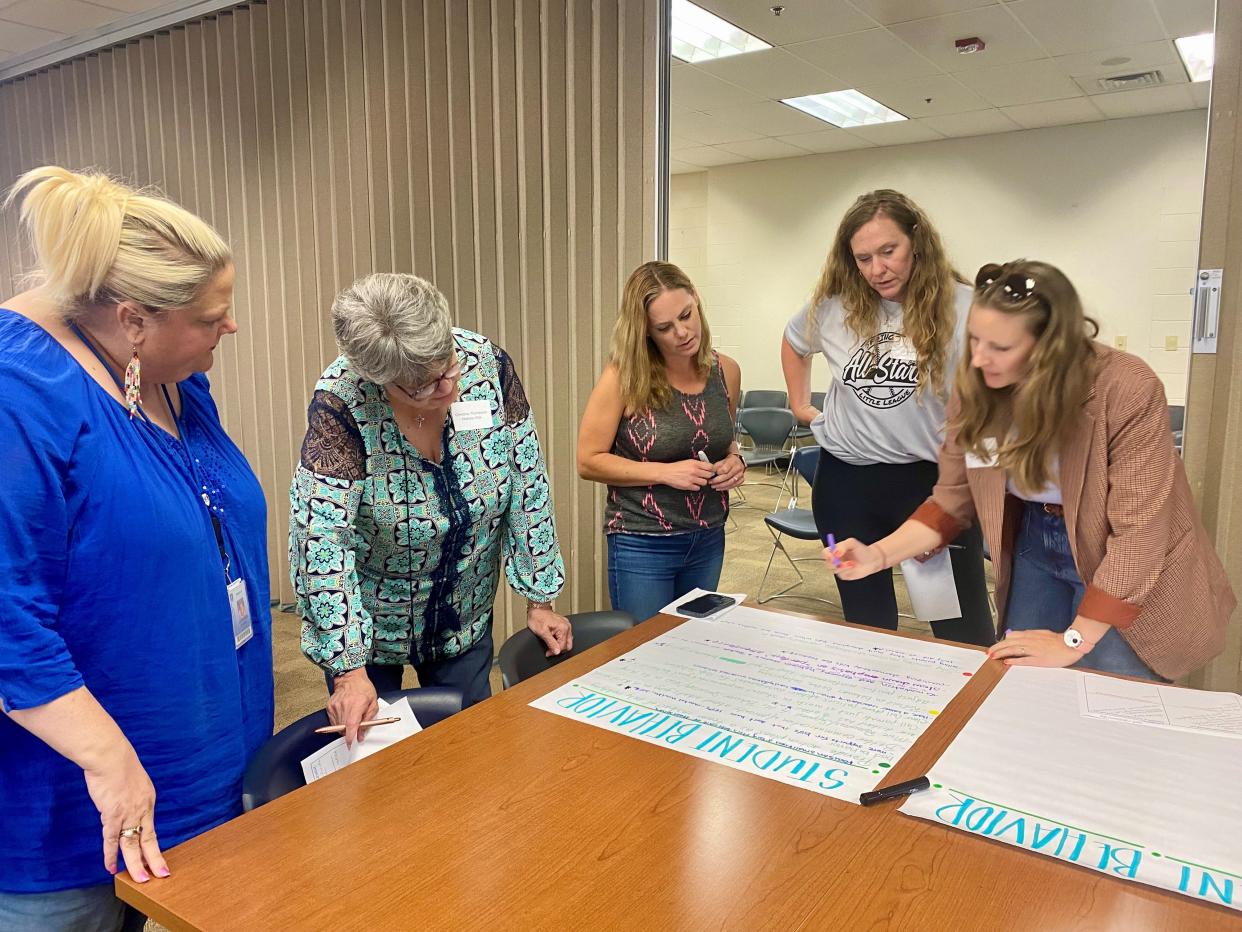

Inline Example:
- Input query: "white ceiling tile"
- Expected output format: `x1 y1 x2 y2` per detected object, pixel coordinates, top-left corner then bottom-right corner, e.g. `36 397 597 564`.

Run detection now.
716 137 813 161
695 48 846 100
1005 0 1166 57
1190 81 1210 108
776 129 878 153
891 6 1044 72
673 145 751 168
920 108 1022 137
0 0 21 9
1001 96 1106 128
1090 83 1199 118
671 63 763 111
669 133 700 151
1052 40 1180 77
1 0 120 32
86 0 167 10
702 99 836 136
672 110 764 145
696 0 878 45
1151 0 1215 38
847 120 945 144
787 28 941 85
955 59 1082 106
850 0 999 26
669 159 705 176
858 73 991 117
0 18 63 53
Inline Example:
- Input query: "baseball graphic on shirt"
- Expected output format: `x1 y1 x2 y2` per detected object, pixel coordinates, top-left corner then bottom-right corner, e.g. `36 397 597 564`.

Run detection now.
841 331 919 409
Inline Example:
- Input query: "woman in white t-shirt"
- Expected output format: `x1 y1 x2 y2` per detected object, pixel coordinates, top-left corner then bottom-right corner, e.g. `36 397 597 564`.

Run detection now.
781 189 993 645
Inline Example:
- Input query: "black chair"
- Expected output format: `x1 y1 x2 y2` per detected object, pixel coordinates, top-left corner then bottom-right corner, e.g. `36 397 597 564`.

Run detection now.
1169 404 1185 455
498 610 638 688
241 686 463 811
736 407 796 493
758 447 836 606
742 389 787 409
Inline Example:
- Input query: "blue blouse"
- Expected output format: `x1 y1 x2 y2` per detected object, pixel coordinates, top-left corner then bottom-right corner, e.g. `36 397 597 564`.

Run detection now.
0 311 273 893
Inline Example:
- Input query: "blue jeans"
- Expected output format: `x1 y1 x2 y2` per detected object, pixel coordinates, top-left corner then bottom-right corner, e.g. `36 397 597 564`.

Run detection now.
0 885 146 932
326 623 494 708
1006 502 1159 679
608 527 726 622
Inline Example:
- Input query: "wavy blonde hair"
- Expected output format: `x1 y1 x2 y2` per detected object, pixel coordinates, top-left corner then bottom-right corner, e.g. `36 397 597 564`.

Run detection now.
951 260 1099 494
808 189 963 396
5 165 231 317
611 261 712 413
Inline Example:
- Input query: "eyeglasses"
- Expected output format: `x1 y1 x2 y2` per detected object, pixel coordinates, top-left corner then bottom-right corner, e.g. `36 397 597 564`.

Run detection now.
394 358 461 401
974 263 1040 303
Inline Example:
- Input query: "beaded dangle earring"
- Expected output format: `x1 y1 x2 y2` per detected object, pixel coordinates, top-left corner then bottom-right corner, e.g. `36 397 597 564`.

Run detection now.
123 348 142 417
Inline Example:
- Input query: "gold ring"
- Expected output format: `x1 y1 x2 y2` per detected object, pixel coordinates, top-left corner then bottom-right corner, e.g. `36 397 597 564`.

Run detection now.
118 826 143 839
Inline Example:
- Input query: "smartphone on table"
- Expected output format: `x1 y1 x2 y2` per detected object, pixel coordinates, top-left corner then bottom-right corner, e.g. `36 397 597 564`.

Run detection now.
676 593 736 618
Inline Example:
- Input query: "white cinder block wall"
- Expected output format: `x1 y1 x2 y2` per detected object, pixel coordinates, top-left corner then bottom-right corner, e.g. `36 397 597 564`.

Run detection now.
670 109 1207 407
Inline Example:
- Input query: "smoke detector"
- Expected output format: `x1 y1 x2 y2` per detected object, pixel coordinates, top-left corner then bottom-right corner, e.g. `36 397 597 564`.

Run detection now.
955 36 985 54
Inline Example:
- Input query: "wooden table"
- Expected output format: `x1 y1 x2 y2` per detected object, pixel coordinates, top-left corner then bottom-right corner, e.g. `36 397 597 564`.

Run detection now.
118 611 1241 930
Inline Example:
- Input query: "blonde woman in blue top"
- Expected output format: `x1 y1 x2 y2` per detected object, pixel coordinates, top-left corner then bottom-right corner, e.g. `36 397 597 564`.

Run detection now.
0 168 272 932
291 273 571 744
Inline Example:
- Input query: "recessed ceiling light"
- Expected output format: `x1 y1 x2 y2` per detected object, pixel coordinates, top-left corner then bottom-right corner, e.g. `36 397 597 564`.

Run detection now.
1175 33 1213 83
781 90 907 129
670 0 771 63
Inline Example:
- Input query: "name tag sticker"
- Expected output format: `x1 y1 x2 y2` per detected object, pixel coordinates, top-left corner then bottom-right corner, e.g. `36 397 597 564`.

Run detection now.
450 399 493 431
228 578 253 649
964 438 999 470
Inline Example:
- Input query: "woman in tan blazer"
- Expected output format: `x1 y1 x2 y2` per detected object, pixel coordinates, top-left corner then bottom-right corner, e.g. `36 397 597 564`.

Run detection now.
829 259 1233 680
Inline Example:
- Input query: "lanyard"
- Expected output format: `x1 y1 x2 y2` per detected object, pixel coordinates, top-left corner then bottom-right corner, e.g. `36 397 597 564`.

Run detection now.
68 322 233 582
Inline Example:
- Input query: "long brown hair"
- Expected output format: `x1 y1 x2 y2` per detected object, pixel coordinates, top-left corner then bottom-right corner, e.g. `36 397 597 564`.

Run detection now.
809 189 964 396
611 261 713 413
951 259 1100 493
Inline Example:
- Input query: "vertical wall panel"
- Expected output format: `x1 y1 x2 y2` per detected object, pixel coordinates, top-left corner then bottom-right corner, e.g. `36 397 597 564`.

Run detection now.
0 0 658 648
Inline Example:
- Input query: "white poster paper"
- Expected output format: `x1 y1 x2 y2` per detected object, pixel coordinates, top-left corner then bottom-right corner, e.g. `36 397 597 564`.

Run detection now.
901 667 1242 912
659 588 747 620
530 606 986 803
1078 675 1242 738
300 697 424 784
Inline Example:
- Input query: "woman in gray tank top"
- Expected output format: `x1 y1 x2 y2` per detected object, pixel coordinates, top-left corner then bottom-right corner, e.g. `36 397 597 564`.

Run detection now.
578 262 743 622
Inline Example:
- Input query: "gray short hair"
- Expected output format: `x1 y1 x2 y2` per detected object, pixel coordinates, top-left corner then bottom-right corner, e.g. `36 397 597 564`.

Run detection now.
331 273 454 385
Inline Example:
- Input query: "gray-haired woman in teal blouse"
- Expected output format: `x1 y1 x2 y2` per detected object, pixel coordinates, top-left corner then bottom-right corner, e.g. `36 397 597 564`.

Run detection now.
291 273 571 742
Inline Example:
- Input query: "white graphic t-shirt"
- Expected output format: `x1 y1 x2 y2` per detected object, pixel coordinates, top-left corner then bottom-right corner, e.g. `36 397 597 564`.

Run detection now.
783 283 971 465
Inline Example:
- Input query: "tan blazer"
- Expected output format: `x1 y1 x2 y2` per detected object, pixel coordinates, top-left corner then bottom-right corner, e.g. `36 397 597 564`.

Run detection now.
912 344 1234 680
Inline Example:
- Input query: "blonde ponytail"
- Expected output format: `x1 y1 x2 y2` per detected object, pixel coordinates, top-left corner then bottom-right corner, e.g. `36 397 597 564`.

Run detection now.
5 166 231 317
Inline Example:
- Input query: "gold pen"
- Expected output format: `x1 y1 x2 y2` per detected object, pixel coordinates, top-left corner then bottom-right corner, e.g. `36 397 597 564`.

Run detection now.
313 715 401 734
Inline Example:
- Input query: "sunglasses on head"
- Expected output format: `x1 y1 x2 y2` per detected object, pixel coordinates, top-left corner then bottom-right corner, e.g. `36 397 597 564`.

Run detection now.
975 263 1040 303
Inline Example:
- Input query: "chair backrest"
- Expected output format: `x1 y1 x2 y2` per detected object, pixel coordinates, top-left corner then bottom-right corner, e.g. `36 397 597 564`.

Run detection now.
498 610 638 688
737 407 795 450
742 389 787 409
240 686 463 811
809 391 826 409
792 445 820 486
1168 404 1185 432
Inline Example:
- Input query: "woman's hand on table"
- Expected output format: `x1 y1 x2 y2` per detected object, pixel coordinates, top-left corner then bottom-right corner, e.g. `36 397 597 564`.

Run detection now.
327 668 379 748
84 743 169 883
987 629 1081 668
527 606 574 657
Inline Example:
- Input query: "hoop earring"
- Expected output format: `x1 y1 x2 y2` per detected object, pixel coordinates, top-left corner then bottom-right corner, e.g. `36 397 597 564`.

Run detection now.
123 348 141 418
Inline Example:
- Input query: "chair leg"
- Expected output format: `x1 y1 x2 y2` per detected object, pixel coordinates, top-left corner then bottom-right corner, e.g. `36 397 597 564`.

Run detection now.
758 532 805 603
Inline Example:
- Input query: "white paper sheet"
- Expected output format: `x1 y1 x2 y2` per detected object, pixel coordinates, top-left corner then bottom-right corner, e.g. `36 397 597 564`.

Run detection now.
530 606 986 803
300 697 424 784
659 588 747 620
898 549 962 622
1078 675 1242 738
901 667 1242 912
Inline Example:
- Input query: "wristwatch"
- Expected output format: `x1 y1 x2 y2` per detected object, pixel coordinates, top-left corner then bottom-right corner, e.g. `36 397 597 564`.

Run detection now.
1063 628 1085 650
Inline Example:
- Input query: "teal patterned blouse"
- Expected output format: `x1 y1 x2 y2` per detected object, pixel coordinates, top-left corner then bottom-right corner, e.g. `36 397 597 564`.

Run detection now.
290 328 566 673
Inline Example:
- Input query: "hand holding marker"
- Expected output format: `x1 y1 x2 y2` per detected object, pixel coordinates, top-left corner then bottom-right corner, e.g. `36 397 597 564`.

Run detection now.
697 450 715 477
825 533 842 569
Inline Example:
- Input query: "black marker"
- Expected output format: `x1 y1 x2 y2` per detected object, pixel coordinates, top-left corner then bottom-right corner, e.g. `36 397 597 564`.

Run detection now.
859 775 931 807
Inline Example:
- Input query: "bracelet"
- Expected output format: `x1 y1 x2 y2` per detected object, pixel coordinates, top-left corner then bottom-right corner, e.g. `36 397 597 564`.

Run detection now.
731 452 746 467
874 542 889 570
527 600 552 612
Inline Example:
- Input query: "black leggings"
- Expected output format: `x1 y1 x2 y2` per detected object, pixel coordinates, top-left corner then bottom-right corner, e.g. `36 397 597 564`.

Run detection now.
811 450 995 646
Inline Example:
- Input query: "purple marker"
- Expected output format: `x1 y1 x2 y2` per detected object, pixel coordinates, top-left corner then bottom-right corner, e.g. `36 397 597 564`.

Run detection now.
825 533 842 568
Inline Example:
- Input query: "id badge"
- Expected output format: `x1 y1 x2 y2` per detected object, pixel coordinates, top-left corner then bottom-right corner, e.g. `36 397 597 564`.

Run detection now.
450 399 493 431
228 578 253 649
